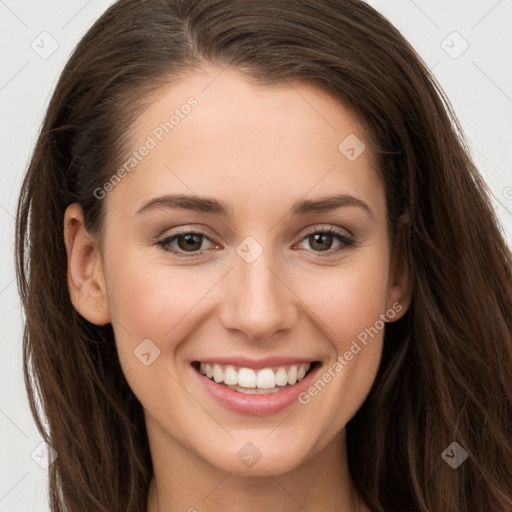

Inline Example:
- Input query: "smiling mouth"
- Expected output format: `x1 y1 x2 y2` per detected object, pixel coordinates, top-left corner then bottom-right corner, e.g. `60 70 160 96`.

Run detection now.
192 361 319 395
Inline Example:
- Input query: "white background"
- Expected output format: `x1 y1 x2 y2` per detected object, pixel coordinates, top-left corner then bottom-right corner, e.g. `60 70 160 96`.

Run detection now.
1 1 511 510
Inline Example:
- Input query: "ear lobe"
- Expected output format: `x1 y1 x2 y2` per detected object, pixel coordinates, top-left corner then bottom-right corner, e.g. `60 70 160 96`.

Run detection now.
386 214 412 322
63 203 110 325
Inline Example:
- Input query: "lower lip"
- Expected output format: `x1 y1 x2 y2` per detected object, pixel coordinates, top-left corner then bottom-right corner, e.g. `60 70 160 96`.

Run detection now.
192 364 320 416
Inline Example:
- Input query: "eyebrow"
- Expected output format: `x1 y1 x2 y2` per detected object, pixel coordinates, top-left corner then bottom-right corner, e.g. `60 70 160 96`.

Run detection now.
136 193 374 219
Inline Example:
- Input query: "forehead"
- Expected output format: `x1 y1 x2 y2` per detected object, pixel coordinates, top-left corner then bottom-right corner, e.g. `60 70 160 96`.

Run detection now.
105 66 385 221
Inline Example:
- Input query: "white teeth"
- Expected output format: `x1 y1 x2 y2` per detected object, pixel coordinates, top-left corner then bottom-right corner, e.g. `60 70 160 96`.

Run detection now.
238 387 257 394
198 362 312 391
238 368 256 388
223 365 238 385
236 386 282 394
256 368 275 389
287 365 298 385
212 364 223 383
275 367 288 386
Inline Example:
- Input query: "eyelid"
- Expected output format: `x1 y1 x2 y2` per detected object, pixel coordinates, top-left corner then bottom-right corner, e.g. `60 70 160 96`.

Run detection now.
297 223 354 240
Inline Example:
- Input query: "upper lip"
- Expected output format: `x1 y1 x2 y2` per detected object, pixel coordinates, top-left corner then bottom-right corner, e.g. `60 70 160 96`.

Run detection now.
192 356 317 370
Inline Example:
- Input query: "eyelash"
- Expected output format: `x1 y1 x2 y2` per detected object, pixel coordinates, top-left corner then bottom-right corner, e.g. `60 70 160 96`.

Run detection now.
155 226 356 259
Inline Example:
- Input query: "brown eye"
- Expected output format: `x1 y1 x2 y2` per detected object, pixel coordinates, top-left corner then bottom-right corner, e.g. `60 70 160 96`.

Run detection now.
296 227 355 255
156 230 216 257
176 233 203 252
308 232 335 251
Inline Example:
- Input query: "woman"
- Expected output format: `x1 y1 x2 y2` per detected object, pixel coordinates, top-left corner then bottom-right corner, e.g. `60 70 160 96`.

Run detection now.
15 0 512 510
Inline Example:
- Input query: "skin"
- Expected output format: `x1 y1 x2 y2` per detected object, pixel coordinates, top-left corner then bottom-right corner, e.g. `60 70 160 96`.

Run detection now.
64 66 411 512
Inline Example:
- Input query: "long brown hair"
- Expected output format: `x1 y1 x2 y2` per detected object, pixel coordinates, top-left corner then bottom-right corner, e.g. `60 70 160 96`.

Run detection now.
15 0 512 510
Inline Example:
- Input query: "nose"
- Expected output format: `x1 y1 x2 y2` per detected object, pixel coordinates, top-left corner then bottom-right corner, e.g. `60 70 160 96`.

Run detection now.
219 248 298 342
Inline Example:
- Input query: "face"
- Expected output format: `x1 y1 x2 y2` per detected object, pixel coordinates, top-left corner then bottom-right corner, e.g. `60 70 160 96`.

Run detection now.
65 66 410 477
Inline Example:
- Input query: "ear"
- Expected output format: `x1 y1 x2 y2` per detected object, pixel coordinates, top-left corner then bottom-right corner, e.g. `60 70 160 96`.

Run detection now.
63 203 110 325
386 213 412 322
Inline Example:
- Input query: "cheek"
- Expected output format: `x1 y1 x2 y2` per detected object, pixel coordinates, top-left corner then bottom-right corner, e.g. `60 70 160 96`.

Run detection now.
291 253 389 428
104 254 214 351
297 251 390 346
103 252 215 423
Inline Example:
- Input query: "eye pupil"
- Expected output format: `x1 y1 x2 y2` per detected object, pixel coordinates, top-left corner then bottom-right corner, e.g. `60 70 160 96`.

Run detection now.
178 234 203 251
310 233 332 251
